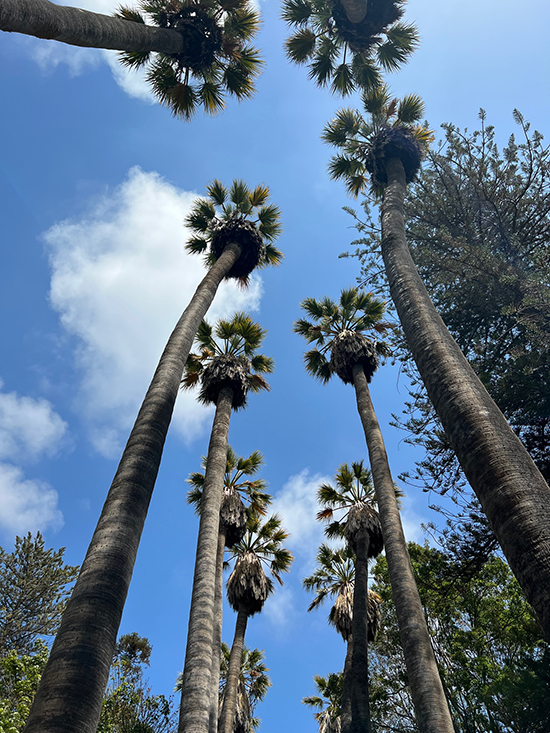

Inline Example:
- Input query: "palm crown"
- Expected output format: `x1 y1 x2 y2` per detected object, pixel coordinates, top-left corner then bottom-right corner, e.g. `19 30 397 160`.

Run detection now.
226 511 293 615
282 0 418 96
185 179 283 283
219 642 271 731
117 0 262 119
323 84 433 196
294 287 391 385
302 672 343 732
304 543 355 640
182 313 274 409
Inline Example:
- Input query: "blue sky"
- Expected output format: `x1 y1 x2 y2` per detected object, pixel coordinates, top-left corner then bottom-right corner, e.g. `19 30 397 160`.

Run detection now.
0 0 549 729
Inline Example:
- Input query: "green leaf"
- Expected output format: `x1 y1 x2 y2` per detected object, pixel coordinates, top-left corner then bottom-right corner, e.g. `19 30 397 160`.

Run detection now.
285 29 317 63
281 0 313 25
331 63 354 97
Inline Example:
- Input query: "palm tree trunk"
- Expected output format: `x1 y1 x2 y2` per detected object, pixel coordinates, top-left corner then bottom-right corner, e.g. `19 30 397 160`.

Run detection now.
209 529 227 733
23 243 242 733
346 532 370 733
340 636 353 732
0 0 186 52
339 0 367 24
219 608 249 733
382 156 550 639
178 387 235 733
352 362 454 733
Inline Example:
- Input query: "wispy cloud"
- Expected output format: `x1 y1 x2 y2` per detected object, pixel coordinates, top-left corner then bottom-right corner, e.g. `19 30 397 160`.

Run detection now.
44 167 262 457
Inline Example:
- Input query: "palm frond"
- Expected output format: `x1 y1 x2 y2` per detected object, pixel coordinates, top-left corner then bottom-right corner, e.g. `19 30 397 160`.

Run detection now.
281 0 313 25
285 29 317 63
303 349 332 382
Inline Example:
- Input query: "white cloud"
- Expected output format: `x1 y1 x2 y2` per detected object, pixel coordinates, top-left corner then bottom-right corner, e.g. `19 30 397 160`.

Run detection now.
0 463 63 537
44 167 262 457
272 469 333 565
0 380 68 463
398 495 426 545
263 585 295 627
102 50 154 102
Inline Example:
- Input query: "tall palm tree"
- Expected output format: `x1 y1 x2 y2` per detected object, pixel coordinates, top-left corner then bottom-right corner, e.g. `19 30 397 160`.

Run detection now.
178 314 274 733
324 87 550 642
294 287 454 733
218 642 271 733
219 512 293 733
1 0 262 118
23 181 281 733
316 462 383 733
303 672 344 733
187 447 271 733
282 0 417 96
304 542 382 733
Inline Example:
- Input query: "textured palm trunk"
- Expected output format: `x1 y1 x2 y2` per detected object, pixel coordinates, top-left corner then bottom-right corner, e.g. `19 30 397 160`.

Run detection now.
219 608 249 733
339 0 367 23
352 362 454 733
346 532 371 733
23 243 242 733
0 0 185 52
178 387 235 733
340 636 353 731
209 529 226 733
382 156 550 639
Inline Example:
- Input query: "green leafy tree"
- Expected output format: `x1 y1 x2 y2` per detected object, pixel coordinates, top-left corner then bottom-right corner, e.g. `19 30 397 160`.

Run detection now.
294 288 453 732
324 82 550 645
282 0 417 96
219 512 293 733
178 314 274 733
0 533 78 657
97 633 176 733
186 447 271 732
0 643 49 733
1 0 262 119
25 181 281 733
370 544 550 733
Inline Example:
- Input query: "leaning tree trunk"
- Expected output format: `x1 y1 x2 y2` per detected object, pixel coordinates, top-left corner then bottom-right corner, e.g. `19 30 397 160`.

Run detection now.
382 156 550 639
0 0 186 52
219 608 249 733
178 387 235 733
340 635 353 732
209 527 227 733
23 243 242 733
339 0 367 24
344 531 371 733
352 362 454 733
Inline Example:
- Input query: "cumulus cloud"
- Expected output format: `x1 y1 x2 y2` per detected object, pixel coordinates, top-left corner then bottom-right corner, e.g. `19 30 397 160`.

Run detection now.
44 167 262 457
0 463 63 538
0 380 68 463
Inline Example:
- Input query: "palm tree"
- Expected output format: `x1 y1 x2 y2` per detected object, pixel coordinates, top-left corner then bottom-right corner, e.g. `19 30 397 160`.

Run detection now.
219 512 293 733
314 462 383 733
1 0 262 118
23 181 281 733
178 314 274 733
187 447 271 733
303 672 344 733
304 542 382 733
324 87 550 643
218 642 271 733
294 288 454 733
282 0 417 96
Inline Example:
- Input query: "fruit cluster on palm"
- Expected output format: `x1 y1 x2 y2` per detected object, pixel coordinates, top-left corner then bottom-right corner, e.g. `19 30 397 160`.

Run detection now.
282 0 418 96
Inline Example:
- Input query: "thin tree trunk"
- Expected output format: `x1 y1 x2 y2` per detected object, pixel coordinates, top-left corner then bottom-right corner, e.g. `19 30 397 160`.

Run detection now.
209 528 227 733
382 156 550 639
347 532 370 733
339 0 367 24
340 635 353 732
0 0 185 52
23 243 242 733
352 362 454 733
178 387 235 733
219 608 249 733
